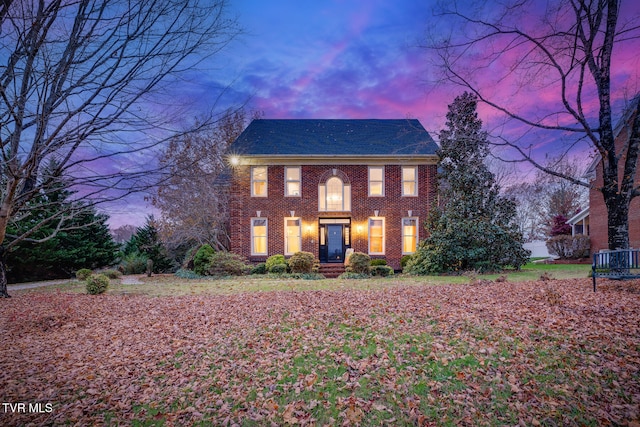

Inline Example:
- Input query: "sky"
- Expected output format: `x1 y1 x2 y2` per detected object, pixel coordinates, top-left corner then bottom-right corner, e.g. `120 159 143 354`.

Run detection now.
108 0 640 228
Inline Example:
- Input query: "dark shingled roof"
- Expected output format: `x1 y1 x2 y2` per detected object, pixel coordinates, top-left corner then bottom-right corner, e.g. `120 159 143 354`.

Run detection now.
230 119 438 156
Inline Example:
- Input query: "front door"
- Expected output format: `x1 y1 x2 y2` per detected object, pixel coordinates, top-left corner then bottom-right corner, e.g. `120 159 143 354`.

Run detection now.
319 219 351 263
327 225 343 262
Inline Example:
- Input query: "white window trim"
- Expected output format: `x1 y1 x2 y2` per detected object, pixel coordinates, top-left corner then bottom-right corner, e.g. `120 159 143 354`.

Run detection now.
368 217 385 255
402 217 419 255
251 166 268 197
402 166 418 197
284 217 302 256
368 166 385 197
319 177 351 212
284 166 301 197
250 217 268 256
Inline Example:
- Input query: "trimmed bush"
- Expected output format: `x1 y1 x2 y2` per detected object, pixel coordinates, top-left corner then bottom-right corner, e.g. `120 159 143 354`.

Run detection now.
205 251 250 276
251 263 267 275
268 263 287 275
76 268 93 280
370 259 387 266
266 254 287 272
86 274 109 295
288 251 315 273
346 252 371 275
193 244 215 275
370 265 394 277
546 234 590 259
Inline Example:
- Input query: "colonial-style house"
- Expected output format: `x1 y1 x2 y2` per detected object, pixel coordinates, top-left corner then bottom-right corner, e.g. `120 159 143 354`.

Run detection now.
587 97 640 252
228 119 439 271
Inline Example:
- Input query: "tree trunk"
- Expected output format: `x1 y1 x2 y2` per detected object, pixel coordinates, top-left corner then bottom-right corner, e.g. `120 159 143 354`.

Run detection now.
0 247 11 298
604 193 630 250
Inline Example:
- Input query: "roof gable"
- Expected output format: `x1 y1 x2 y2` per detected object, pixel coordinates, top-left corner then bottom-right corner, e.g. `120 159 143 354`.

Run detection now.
230 119 438 157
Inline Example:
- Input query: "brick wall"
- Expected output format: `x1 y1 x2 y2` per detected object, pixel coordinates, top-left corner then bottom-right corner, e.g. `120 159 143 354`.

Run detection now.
589 109 640 251
230 163 437 270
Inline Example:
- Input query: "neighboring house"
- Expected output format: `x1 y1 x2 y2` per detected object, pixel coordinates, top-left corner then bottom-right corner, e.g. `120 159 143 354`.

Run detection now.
567 208 590 237
228 119 439 270
587 96 640 252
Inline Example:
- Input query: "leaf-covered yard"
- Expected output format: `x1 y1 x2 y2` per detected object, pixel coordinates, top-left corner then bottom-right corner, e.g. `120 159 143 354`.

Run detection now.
1 278 639 426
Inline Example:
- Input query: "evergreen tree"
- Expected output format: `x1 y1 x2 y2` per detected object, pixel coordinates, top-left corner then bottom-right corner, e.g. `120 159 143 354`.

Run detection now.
405 92 529 274
123 216 174 273
6 161 119 282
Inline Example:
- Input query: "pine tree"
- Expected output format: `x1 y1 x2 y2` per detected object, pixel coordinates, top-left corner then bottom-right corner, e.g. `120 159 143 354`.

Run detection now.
6 161 119 282
405 92 530 274
123 216 174 273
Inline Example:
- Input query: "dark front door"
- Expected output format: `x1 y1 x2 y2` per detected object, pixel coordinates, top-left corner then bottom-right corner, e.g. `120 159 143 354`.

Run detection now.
319 220 351 263
327 225 343 262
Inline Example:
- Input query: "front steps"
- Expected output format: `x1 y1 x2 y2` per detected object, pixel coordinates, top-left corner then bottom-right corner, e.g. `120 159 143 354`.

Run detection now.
319 264 345 278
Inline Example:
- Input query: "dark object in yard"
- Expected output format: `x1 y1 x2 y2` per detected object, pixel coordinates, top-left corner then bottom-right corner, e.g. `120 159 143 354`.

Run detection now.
146 259 153 277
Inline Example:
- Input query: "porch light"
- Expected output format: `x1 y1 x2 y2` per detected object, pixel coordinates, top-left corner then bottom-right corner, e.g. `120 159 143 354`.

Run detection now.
290 210 295 217
256 210 261 217
374 210 379 217
357 225 363 234
408 210 412 217
229 156 239 166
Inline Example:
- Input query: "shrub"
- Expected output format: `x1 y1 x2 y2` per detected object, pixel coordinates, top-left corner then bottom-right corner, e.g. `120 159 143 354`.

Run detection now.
268 263 287 275
251 263 267 275
101 269 122 279
404 220 529 274
75 268 93 280
346 252 371 274
266 254 287 272
86 274 109 295
370 259 387 266
546 234 590 259
338 272 370 280
119 252 148 274
175 269 201 279
288 251 315 273
193 244 215 275
205 251 250 276
400 255 412 269
370 265 394 277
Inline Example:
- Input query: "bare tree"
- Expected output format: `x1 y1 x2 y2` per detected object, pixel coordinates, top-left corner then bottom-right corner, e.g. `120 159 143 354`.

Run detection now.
152 109 249 253
424 0 640 251
0 0 240 297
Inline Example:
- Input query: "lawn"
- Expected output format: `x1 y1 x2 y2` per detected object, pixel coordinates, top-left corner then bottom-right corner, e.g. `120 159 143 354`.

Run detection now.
1 267 639 426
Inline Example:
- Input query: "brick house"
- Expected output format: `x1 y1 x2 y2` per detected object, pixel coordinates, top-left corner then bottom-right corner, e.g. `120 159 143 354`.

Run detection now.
228 119 439 271
587 98 640 252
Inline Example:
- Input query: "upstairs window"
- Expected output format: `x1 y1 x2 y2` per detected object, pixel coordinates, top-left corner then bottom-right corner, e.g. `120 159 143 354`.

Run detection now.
402 166 418 196
285 167 301 197
319 176 351 212
251 166 267 197
369 166 384 196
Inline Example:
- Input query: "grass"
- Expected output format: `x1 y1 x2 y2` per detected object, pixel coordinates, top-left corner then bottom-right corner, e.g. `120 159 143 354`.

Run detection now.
2 264 638 426
12 260 592 297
